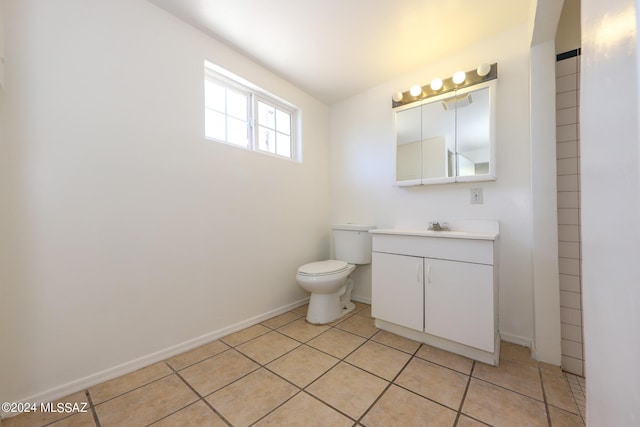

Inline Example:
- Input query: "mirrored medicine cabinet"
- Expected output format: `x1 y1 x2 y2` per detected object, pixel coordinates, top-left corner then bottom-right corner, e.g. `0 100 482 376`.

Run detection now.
394 74 497 186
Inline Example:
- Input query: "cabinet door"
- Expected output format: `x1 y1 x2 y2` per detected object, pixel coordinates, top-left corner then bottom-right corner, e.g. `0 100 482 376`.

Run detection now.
424 258 494 352
371 252 424 331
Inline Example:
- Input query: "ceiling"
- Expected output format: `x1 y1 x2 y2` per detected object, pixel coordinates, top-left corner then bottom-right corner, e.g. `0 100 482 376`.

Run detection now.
148 0 532 104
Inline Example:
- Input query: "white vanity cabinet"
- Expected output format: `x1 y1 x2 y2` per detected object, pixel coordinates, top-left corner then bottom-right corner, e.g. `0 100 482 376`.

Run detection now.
371 252 424 331
424 257 494 352
370 228 499 365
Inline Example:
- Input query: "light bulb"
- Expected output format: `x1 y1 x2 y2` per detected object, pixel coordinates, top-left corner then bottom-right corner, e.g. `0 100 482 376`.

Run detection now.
409 85 422 97
392 92 403 102
430 78 443 91
452 71 466 84
477 63 491 77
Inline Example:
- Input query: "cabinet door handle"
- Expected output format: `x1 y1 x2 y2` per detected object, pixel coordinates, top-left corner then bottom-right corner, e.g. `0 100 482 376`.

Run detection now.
426 263 431 284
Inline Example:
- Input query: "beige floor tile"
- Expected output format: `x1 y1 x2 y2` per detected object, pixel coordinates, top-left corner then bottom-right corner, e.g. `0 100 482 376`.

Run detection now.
48 411 96 427
253 392 353 427
576 401 586 420
291 304 308 316
371 330 421 354
566 374 581 388
207 368 298 426
220 324 271 347
548 405 585 426
361 384 457 427
89 362 172 404
307 328 367 359
335 314 378 338
500 341 537 368
2 392 90 427
326 309 358 326
306 362 388 419
267 345 339 387
473 359 543 400
415 344 474 375
261 311 302 329
395 358 468 410
345 341 411 381
355 304 372 318
95 375 198 427
539 361 565 377
456 414 491 426
236 331 300 364
326 312 355 326
150 400 227 426
542 373 580 414
462 378 548 427
179 349 259 396
352 301 370 314
277 318 330 342
166 340 229 371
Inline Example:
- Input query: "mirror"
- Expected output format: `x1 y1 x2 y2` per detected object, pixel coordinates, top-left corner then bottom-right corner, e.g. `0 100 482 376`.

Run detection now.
394 80 496 186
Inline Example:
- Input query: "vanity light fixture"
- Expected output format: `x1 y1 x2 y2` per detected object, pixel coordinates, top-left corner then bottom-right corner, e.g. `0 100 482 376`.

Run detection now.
452 70 466 84
409 85 422 97
391 63 497 108
477 63 491 77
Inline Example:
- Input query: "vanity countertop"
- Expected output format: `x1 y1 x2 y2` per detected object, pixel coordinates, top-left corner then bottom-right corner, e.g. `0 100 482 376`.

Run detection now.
369 228 499 241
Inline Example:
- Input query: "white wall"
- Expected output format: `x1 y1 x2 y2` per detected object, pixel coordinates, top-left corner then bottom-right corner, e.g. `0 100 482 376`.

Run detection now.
581 0 640 424
329 25 536 345
0 0 330 404
528 0 564 365
529 40 562 365
556 0 581 54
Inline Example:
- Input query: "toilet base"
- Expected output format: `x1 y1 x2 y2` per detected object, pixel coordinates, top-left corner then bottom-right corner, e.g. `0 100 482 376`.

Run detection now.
306 294 356 325
342 301 356 315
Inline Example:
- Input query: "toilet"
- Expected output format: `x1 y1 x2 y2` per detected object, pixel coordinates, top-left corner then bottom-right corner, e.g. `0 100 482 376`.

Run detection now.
296 224 375 324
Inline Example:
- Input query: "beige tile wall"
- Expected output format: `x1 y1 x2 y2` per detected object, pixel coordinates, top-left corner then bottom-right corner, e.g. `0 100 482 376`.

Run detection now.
556 53 584 376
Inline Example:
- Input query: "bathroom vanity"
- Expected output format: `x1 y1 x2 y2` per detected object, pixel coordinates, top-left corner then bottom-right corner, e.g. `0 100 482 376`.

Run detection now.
370 223 499 365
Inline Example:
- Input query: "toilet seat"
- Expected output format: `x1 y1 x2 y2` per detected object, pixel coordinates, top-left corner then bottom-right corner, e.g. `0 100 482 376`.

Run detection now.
297 260 350 276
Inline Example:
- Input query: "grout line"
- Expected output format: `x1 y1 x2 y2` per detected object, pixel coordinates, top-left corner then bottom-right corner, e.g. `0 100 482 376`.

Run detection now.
171 365 233 427
253 309 375 424
85 390 102 427
354 338 422 425
298 390 357 424
538 367 553 427
565 372 587 424
248 390 308 427
88 370 176 406
471 376 547 404
197 349 263 395
165 344 232 372
219 325 274 348
236 309 372 425
453 361 475 426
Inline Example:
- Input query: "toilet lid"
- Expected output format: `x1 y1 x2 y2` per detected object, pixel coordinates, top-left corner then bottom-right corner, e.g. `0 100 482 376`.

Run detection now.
298 260 349 276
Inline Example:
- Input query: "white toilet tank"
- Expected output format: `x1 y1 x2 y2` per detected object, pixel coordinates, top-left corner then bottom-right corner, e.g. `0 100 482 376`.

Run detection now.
332 224 375 265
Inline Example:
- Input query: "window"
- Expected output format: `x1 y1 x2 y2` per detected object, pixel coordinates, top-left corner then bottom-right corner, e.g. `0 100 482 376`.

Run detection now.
204 80 250 148
204 61 297 160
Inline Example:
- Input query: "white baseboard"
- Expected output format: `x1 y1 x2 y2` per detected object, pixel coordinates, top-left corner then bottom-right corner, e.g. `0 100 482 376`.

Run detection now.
351 294 371 305
1 297 309 419
499 332 533 348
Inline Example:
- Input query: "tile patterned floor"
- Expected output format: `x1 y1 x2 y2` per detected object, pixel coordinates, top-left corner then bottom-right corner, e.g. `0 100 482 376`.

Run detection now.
2 303 586 426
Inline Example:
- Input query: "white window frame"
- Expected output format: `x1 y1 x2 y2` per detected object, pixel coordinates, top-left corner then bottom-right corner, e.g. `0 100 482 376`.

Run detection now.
204 61 299 161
